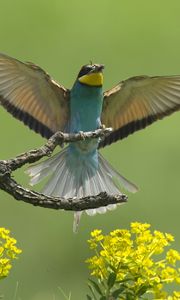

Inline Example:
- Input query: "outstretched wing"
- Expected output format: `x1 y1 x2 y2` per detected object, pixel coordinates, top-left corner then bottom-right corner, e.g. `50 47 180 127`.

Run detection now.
0 53 70 139
100 75 180 148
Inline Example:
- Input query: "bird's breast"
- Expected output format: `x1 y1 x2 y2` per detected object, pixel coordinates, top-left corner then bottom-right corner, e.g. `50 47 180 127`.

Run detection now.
69 84 103 155
70 85 103 133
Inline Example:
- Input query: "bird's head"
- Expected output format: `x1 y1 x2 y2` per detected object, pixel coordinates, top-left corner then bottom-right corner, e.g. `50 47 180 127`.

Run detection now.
77 63 104 87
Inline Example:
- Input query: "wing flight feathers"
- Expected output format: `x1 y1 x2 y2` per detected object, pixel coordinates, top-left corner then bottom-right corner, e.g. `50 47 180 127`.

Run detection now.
0 53 70 138
100 75 180 147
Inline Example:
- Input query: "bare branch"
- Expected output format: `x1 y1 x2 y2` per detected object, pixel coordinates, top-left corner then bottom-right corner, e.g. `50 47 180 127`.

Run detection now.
0 128 128 211
0 174 127 211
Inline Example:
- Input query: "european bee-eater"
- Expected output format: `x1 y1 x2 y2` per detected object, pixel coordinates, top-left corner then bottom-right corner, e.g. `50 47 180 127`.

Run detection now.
0 53 180 231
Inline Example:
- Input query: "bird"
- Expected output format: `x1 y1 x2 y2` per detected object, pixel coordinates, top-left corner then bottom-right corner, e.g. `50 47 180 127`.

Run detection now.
0 53 180 231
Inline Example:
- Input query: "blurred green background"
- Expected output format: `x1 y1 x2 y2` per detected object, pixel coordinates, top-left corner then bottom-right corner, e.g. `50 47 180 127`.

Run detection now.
0 0 180 299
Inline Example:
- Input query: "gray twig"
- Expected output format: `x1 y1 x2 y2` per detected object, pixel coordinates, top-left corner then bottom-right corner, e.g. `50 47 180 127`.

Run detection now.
0 128 128 211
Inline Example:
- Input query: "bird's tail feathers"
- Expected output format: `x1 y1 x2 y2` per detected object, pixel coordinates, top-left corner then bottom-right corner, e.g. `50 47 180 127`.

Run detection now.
26 148 138 232
98 153 138 194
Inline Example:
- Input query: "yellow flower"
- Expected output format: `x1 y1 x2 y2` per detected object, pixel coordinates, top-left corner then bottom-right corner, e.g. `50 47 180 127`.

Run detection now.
90 229 102 238
0 247 4 256
165 233 174 243
131 222 150 233
86 222 180 299
172 291 180 299
0 227 22 279
167 291 180 300
161 266 177 283
88 229 104 249
166 249 180 265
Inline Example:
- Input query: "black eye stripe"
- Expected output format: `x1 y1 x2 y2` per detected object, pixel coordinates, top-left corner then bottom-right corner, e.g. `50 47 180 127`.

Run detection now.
78 65 94 78
77 64 104 78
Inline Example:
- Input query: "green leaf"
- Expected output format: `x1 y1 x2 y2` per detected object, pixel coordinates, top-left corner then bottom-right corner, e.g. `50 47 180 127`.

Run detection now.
89 279 103 296
86 295 93 300
125 289 136 300
116 277 133 284
137 285 149 296
126 293 134 300
111 286 126 298
99 297 106 300
107 272 116 289
88 284 98 300
108 264 117 273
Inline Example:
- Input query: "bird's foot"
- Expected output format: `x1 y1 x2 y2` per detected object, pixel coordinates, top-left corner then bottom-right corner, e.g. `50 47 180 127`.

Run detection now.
99 124 106 129
78 131 86 140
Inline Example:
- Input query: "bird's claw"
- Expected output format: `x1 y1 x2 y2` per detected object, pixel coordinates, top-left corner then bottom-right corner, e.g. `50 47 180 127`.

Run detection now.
100 124 106 129
78 131 86 140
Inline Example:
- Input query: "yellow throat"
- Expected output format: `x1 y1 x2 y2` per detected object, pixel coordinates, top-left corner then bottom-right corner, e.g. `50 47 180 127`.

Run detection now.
78 72 103 86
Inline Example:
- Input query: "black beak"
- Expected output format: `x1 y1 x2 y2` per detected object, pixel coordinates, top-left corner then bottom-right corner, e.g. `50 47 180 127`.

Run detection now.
95 64 104 72
90 64 105 74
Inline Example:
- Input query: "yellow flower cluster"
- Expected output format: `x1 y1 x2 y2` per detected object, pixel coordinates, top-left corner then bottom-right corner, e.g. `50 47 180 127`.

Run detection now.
86 222 180 299
0 227 22 279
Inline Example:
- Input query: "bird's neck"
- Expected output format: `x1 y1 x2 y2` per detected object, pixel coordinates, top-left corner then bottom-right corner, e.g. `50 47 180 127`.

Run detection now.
71 80 103 98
